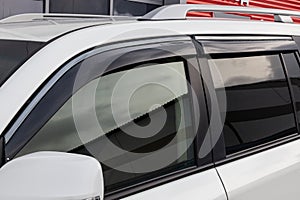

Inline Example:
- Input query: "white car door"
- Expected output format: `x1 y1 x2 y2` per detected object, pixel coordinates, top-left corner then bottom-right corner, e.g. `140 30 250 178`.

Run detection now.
217 140 300 200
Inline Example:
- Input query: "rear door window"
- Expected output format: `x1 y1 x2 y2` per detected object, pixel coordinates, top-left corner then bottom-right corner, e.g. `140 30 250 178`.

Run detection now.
196 37 299 156
208 54 296 154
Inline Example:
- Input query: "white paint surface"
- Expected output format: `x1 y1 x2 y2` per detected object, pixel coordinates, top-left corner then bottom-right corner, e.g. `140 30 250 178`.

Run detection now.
218 140 300 200
0 152 104 200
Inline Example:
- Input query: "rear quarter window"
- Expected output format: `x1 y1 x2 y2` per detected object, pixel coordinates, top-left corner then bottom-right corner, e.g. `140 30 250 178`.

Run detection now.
0 40 44 85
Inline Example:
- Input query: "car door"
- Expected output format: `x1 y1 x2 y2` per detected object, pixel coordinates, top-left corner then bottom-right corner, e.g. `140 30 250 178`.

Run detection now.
195 36 300 200
4 36 227 200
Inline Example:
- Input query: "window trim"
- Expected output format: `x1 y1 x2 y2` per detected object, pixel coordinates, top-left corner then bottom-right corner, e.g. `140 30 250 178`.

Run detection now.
4 36 212 198
105 163 213 200
215 133 300 167
195 37 300 165
201 40 298 55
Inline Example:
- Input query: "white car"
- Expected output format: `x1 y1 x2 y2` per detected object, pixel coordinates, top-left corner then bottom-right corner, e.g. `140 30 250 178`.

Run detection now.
0 4 300 200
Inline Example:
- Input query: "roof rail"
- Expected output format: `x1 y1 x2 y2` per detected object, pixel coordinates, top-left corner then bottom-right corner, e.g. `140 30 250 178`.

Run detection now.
141 4 300 23
0 13 134 23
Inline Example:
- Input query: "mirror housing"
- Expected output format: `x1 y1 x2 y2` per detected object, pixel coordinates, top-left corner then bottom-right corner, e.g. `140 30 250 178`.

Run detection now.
0 152 104 200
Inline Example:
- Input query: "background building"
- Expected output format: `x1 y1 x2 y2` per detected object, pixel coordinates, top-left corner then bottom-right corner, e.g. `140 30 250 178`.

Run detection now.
0 0 184 19
0 0 43 19
0 0 299 20
188 0 300 23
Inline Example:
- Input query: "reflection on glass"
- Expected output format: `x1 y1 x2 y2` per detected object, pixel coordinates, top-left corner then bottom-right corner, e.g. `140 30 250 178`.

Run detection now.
17 61 195 192
209 55 296 154
284 53 300 128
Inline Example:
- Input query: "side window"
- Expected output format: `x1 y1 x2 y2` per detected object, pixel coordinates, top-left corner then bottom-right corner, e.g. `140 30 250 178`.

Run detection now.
7 41 202 194
17 60 195 191
208 54 297 155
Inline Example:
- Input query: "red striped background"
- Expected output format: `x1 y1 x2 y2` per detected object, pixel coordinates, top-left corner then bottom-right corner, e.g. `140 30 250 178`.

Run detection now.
187 0 300 23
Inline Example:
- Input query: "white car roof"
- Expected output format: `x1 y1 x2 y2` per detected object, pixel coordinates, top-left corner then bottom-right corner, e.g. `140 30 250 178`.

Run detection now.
1 8 300 43
0 13 136 42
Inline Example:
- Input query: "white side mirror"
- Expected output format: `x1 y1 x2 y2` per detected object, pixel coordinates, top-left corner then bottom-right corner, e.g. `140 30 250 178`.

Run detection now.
0 152 104 200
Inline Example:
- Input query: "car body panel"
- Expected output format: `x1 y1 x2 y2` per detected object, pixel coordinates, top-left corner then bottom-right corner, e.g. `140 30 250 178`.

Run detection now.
0 14 136 42
217 139 300 200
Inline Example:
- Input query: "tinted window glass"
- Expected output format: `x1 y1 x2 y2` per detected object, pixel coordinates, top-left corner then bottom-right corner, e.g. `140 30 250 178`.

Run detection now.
50 0 109 15
114 0 159 16
209 55 296 154
284 53 300 128
16 61 195 192
0 40 44 85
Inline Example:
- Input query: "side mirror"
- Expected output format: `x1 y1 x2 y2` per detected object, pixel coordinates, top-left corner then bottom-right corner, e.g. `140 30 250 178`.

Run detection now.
0 152 104 200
